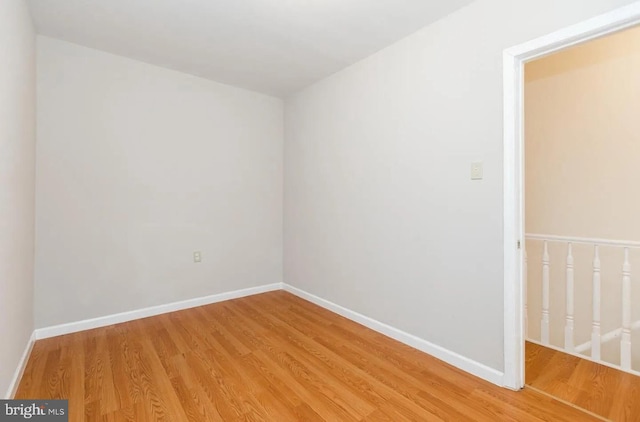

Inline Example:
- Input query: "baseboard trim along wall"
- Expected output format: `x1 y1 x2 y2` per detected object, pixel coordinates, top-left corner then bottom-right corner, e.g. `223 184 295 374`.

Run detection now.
5 331 36 399
27 282 504 390
283 283 505 387
34 283 283 340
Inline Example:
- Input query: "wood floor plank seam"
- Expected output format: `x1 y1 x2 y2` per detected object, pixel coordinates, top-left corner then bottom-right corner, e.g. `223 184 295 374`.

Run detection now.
525 341 640 421
525 385 611 422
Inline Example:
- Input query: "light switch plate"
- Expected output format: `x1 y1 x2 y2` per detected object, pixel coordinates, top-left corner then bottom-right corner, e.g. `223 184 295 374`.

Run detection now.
471 162 483 180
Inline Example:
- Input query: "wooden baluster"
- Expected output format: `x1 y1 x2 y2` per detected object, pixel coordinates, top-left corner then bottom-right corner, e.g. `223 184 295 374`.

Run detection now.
621 248 631 370
524 248 528 339
591 245 601 360
564 243 574 351
541 240 550 345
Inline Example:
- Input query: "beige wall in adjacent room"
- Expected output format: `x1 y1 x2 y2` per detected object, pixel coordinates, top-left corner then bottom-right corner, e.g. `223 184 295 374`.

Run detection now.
0 0 36 397
35 37 284 328
525 25 640 370
525 25 640 240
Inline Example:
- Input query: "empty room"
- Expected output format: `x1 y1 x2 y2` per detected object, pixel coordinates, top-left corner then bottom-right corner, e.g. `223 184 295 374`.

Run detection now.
1 1 639 421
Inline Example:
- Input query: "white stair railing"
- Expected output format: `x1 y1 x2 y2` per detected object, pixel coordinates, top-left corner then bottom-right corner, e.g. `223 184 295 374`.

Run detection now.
564 242 574 352
575 320 640 353
541 240 550 345
524 249 528 338
591 245 601 361
622 248 632 370
526 233 640 376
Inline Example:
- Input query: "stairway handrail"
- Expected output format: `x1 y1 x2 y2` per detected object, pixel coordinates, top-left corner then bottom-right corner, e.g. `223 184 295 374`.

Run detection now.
525 233 640 248
574 320 640 353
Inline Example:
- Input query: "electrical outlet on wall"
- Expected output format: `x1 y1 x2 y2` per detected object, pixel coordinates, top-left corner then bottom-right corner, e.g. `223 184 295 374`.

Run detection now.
193 251 201 263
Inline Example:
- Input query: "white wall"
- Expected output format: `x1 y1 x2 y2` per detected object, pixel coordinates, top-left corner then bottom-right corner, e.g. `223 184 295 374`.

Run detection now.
0 0 36 397
284 0 636 374
524 26 640 369
35 37 283 328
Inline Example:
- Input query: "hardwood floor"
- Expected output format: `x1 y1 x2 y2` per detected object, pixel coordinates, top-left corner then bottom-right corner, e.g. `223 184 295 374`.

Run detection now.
525 341 640 421
17 291 599 421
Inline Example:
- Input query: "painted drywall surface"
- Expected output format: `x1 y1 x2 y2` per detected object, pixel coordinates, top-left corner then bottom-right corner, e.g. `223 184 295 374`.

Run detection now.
525 26 640 369
525 26 640 240
284 0 636 372
0 0 36 396
35 37 283 327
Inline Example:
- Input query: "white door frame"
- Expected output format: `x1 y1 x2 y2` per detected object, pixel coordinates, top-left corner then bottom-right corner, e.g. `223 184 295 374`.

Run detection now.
502 1 640 390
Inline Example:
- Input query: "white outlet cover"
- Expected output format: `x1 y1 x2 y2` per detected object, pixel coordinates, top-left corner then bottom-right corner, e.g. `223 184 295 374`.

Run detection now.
193 251 201 263
471 162 483 180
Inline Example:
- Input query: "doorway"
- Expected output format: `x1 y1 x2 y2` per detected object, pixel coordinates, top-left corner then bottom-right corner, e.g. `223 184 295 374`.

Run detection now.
502 1 640 393
522 23 640 419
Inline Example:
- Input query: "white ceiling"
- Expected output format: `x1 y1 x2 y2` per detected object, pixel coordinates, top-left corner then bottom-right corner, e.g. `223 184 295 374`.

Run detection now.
27 0 474 97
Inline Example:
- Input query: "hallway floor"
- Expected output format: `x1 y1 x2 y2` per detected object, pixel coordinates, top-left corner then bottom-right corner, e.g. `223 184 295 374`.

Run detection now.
525 341 640 421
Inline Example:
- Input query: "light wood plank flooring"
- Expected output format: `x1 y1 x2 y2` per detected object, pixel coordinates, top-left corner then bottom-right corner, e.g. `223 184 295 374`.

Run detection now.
526 341 640 421
17 291 600 421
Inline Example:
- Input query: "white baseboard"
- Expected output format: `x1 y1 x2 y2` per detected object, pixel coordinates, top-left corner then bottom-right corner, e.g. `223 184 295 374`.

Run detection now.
27 282 504 390
282 283 504 387
4 331 36 399
34 283 283 340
